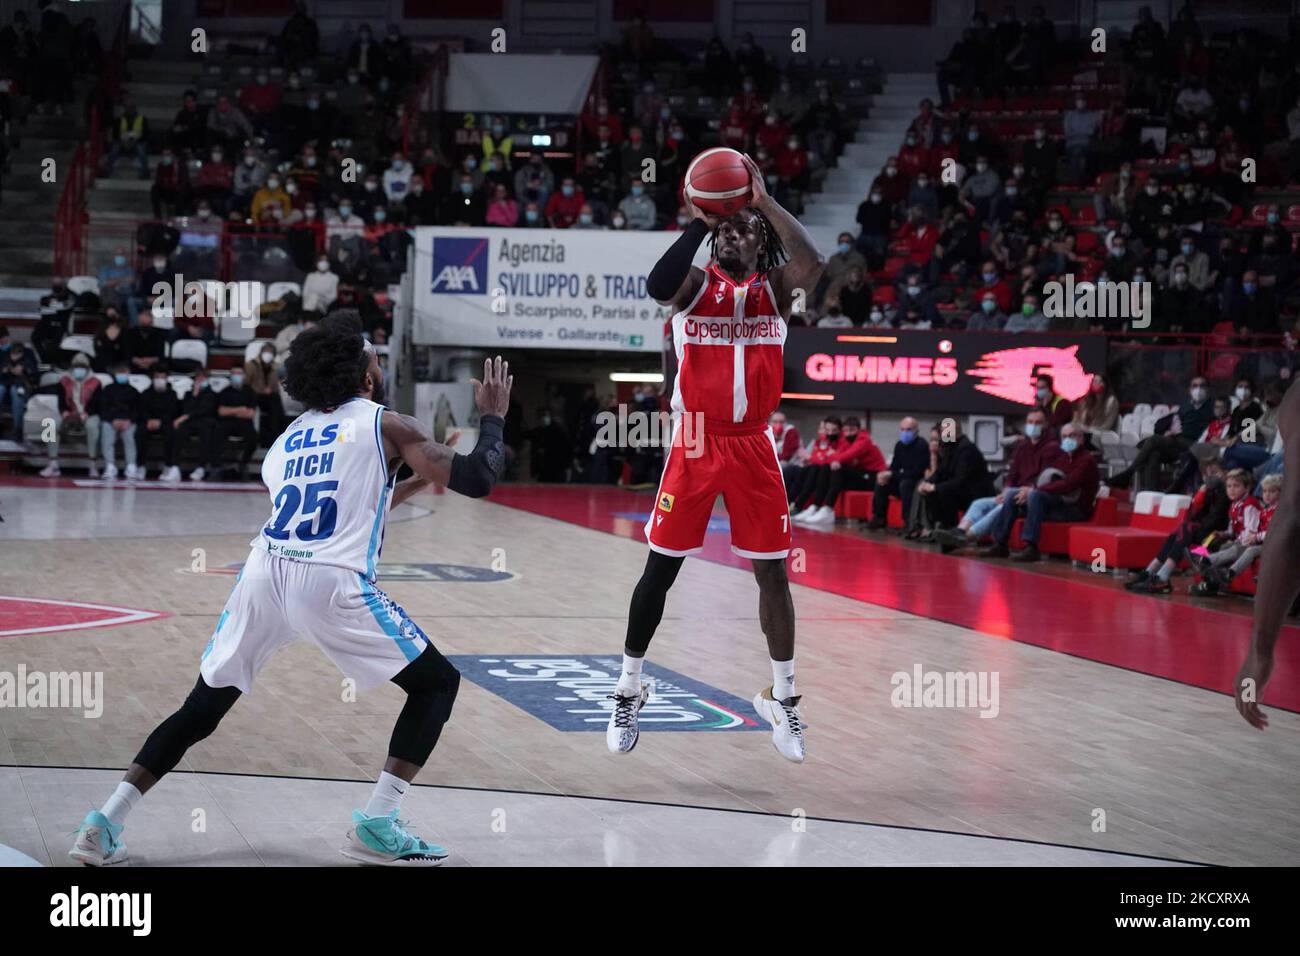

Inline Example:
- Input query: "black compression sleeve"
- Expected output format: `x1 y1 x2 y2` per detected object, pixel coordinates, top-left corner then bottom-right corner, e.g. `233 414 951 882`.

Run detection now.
646 219 709 302
448 414 505 498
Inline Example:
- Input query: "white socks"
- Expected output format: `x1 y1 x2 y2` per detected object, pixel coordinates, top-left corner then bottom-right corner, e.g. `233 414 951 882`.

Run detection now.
772 658 796 701
615 653 644 697
363 771 409 819
100 782 142 827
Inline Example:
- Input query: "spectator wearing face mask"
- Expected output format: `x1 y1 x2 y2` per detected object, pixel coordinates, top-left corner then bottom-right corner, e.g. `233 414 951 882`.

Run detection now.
403 175 439 226
211 369 259 481
245 343 285 447
485 182 520 227
170 369 214 480
923 422 997 536
125 308 167 374
40 353 101 477
793 416 885 525
966 291 1007 331
150 149 189 219
97 247 135 314
1128 457 1232 594
856 187 893 267
870 157 909 209
896 129 931 181
907 172 940 221
897 207 941 267
239 70 281 126
251 172 291 225
983 422 1098 561
1224 270 1278 335
439 174 486 226
522 201 546 228
91 314 129 373
864 304 895 329
303 256 339 313
1109 375 1215 491
514 152 555 206
957 155 1000 222
1004 293 1048 333
206 94 254 158
868 416 931 531
1033 374 1073 436
838 268 872 325
940 410 1063 554
1062 93 1099 185
816 298 852 328
382 153 413 204
1072 374 1119 436
617 178 656 230
787 416 842 505
480 115 514 169
803 87 843 165
137 370 182 480
545 177 586 229
96 362 142 480
101 99 150 179
777 133 810 194
572 204 603 230
821 233 866 302
769 410 802 476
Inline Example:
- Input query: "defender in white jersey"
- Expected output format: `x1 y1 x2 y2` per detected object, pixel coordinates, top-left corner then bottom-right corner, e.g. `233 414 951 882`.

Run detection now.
71 314 513 867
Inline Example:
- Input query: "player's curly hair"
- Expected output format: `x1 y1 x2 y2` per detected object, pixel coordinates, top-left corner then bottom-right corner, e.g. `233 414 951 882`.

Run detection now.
283 310 369 410
707 207 788 276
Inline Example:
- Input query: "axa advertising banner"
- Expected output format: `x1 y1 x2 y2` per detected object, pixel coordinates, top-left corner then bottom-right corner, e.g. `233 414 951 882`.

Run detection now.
782 329 1108 414
411 227 679 352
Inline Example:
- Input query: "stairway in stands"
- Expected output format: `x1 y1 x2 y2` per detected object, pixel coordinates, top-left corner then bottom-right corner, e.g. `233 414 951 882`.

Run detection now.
0 111 85 290
88 56 207 270
803 72 939 256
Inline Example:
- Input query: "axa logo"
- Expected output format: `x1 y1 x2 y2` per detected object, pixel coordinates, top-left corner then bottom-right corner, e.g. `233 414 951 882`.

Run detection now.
430 236 489 295
967 345 1091 404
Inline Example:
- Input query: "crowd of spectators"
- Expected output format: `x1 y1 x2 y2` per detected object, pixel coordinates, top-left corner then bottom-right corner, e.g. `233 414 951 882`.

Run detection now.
798 4 1300 339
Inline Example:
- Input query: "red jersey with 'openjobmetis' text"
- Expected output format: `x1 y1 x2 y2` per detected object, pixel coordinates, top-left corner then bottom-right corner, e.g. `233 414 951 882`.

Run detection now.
670 263 786 424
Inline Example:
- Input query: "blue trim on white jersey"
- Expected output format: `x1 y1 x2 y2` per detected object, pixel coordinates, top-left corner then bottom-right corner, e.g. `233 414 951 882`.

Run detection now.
364 481 390 581
357 574 423 663
202 608 230 661
373 403 389 486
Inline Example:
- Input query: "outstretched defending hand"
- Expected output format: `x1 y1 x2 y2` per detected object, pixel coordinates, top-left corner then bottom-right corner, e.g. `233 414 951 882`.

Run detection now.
472 355 513 418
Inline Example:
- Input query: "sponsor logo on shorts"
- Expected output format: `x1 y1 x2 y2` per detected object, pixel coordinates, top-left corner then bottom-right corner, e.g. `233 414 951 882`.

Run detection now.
448 655 763 732
658 493 674 512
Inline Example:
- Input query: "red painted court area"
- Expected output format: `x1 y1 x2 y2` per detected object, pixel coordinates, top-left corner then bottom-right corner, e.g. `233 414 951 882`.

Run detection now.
491 484 1300 714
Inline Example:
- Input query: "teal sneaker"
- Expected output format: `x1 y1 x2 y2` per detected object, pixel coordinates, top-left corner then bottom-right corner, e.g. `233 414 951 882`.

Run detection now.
69 810 129 866
340 810 448 867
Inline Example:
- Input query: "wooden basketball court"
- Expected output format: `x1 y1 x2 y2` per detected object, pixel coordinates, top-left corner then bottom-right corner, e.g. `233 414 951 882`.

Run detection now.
2 476 1298 866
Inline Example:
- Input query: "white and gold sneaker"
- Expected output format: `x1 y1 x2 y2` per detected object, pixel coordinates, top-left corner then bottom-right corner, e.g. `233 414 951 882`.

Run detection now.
753 686 807 763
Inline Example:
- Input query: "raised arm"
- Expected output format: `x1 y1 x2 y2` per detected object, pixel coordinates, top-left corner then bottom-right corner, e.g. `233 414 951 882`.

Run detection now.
742 153 826 315
1234 384 1300 729
381 356 513 499
646 198 710 309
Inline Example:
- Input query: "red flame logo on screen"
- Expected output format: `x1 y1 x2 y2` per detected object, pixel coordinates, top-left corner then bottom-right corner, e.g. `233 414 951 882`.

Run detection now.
966 345 1092 405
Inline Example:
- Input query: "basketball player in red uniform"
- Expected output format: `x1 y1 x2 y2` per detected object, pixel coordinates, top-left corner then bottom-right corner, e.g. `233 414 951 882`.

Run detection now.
1234 382 1300 728
606 155 824 761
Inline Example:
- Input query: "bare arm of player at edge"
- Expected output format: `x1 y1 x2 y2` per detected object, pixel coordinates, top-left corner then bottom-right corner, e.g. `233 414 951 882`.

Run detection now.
380 356 513 506
654 154 826 394
1234 382 1300 729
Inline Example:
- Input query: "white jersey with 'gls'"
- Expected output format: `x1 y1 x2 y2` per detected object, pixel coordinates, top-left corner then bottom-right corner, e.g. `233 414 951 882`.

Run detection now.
250 397 396 581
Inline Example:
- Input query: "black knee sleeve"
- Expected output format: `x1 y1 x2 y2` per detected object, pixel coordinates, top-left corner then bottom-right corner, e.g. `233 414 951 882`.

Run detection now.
388 646 461 766
134 676 241 780
624 551 685 656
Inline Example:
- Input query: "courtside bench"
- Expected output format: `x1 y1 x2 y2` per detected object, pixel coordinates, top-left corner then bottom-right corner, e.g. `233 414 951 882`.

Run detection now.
1067 492 1190 569
1009 492 1121 554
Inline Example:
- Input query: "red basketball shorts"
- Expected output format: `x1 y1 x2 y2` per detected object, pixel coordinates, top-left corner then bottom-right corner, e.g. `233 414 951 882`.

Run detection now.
645 417 792 559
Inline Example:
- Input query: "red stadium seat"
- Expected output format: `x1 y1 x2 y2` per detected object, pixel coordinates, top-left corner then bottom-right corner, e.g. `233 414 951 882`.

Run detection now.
1074 230 1101 255
1073 206 1097 225
874 285 897 304
1067 505 1186 569
1010 495 1119 555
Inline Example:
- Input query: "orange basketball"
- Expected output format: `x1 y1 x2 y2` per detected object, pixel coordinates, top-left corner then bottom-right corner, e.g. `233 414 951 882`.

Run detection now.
684 147 753 216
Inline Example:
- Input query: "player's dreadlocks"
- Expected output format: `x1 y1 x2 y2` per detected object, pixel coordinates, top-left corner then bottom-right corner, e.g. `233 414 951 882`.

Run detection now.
706 207 788 276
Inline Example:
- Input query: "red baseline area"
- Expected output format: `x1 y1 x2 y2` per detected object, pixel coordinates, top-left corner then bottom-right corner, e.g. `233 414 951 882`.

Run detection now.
489 484 1300 714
